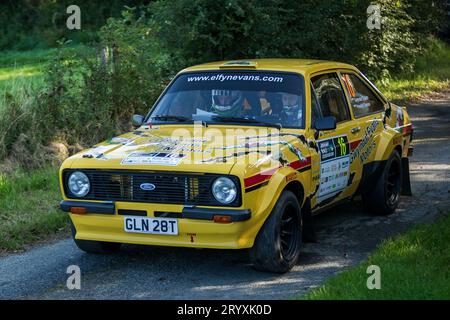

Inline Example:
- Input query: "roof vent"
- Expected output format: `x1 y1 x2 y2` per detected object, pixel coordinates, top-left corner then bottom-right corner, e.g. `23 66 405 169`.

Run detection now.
219 60 257 69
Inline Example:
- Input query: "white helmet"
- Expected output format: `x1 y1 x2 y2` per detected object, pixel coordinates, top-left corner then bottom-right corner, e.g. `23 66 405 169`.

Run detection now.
211 90 243 116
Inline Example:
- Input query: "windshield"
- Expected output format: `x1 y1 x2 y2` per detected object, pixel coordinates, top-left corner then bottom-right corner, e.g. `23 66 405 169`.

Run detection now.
146 71 305 128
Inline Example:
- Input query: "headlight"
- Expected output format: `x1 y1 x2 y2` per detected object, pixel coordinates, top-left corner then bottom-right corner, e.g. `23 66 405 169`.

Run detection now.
212 177 237 204
68 171 90 197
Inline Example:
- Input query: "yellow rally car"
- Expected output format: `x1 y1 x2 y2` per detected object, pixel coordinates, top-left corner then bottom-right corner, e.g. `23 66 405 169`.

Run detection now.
59 59 413 273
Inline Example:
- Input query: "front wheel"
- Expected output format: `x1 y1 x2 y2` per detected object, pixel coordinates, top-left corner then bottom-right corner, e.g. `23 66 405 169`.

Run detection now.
250 190 302 273
363 151 403 215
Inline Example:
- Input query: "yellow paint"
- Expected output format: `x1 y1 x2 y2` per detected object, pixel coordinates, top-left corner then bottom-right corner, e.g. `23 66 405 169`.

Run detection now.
60 59 412 249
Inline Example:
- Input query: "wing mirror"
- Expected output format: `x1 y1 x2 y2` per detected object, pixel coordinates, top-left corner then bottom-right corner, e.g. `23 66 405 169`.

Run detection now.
383 102 392 125
385 103 392 118
132 114 144 128
314 116 336 139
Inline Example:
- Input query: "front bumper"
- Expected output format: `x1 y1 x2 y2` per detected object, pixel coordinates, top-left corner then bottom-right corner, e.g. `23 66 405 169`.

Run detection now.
61 200 254 249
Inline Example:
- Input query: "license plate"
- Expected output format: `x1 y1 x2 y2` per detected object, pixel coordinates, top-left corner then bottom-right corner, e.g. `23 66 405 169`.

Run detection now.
124 216 178 235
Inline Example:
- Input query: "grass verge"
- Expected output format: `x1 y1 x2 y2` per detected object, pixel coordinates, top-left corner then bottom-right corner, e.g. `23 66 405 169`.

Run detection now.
0 45 91 112
0 167 68 253
377 38 450 103
300 213 450 300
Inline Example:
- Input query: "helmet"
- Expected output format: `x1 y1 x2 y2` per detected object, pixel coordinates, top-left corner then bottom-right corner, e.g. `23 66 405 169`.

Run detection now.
281 93 302 126
283 104 301 118
211 90 243 116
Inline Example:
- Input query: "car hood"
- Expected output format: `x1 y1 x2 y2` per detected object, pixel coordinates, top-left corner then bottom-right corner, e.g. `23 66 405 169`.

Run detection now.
64 125 309 176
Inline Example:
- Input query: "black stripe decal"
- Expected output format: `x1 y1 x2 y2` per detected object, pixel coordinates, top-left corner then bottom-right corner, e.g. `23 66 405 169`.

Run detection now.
245 181 269 193
297 165 311 173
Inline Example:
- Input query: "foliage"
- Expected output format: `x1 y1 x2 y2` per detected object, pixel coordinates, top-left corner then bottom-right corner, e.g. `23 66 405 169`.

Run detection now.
377 38 450 102
144 0 447 79
0 46 93 165
0 167 67 252
300 213 450 299
0 1 448 168
0 0 148 51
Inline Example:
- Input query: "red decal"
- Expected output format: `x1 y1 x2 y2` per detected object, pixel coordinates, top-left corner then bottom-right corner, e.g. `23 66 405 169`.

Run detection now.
350 139 361 151
244 167 278 188
289 157 311 170
403 124 412 135
244 157 312 188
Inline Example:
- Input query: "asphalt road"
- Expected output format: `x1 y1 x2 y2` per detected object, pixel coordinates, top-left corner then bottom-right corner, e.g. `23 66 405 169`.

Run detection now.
1 94 449 300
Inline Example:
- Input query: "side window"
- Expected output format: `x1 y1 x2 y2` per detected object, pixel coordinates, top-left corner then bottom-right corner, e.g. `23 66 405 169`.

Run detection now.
341 73 384 118
311 73 351 123
310 83 323 128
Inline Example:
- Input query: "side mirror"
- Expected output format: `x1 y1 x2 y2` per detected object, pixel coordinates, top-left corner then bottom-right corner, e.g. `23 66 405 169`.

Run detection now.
385 103 392 118
383 102 392 125
132 114 144 128
314 116 336 139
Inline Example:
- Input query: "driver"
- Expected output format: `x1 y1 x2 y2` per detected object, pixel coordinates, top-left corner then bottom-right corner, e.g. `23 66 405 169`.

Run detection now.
211 90 244 117
281 93 303 127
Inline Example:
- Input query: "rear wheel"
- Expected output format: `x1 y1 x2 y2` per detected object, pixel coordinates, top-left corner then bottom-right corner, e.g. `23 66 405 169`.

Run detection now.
70 220 122 254
250 191 302 273
363 151 402 215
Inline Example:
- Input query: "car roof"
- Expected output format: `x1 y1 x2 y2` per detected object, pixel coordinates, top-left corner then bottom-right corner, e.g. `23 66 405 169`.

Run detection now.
180 59 359 76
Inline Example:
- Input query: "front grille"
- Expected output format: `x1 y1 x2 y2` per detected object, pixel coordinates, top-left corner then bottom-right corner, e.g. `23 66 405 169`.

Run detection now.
63 169 241 207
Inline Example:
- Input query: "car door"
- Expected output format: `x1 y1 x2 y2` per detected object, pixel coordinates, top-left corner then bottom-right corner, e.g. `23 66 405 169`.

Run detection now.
308 71 364 210
338 70 386 193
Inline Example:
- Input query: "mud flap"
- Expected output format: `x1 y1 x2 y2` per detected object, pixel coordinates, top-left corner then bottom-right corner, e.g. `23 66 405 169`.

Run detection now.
401 157 412 196
302 198 317 243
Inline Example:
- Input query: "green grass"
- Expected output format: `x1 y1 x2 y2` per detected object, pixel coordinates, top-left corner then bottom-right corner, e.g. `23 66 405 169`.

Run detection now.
0 65 45 111
0 63 45 112
300 214 450 300
0 45 91 112
377 38 450 102
0 167 68 252
0 48 61 68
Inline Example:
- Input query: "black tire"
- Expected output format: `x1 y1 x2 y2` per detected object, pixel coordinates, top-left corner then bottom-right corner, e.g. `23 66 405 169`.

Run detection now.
70 220 122 254
250 190 302 273
363 151 403 215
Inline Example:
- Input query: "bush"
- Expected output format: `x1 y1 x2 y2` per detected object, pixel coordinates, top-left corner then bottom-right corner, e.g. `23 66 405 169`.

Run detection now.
144 0 447 80
0 0 149 51
35 44 123 147
0 92 31 160
0 0 447 169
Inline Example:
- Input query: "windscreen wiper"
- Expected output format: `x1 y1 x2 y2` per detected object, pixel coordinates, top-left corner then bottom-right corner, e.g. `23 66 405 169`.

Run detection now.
211 116 282 129
151 115 191 122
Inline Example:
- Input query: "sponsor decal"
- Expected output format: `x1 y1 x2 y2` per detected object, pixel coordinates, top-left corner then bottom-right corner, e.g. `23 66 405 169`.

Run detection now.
318 136 349 160
82 145 111 159
286 172 297 182
107 137 130 145
317 135 350 203
203 134 306 167
212 138 305 161
121 152 185 166
186 73 284 83
350 120 380 164
203 150 272 163
359 141 376 163
126 135 208 153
